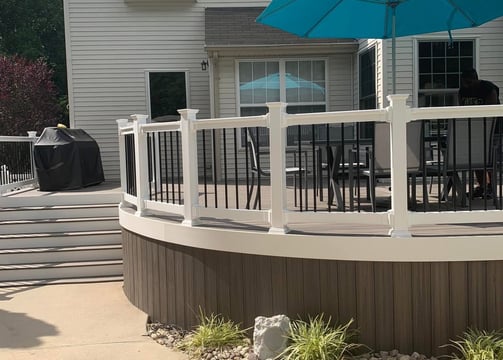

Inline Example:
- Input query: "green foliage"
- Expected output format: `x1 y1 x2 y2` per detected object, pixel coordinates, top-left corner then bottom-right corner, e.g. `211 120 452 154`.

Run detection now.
0 0 67 95
280 316 360 360
177 308 249 358
444 328 503 360
0 55 62 135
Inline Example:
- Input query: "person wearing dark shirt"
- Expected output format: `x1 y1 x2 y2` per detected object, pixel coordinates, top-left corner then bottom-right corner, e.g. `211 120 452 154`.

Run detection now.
458 68 500 198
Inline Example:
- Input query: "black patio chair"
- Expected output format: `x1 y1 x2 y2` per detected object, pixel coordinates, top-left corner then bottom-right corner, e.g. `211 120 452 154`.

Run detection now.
356 121 424 211
245 128 309 210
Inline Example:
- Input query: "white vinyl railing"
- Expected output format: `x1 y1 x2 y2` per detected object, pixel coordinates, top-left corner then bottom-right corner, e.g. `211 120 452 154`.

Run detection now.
117 94 503 237
0 132 38 194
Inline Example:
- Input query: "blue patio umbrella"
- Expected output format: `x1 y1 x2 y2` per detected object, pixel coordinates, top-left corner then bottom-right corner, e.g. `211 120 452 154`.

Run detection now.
257 0 503 93
240 72 325 93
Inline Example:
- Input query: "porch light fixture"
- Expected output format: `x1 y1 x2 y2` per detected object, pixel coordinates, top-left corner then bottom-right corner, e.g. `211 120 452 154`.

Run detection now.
201 59 209 71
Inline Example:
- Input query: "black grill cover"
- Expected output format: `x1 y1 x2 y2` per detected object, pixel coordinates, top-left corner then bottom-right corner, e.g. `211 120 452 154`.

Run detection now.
34 128 105 191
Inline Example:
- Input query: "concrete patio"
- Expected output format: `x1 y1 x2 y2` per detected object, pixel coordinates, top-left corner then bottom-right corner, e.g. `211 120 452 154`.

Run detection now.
0 281 187 360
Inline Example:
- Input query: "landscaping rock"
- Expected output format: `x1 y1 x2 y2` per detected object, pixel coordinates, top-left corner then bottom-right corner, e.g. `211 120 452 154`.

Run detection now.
253 315 290 360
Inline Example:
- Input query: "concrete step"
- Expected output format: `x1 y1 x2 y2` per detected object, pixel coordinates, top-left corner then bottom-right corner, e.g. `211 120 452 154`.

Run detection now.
0 276 124 288
0 260 123 282
0 217 119 235
0 204 119 221
0 230 122 249
0 245 123 265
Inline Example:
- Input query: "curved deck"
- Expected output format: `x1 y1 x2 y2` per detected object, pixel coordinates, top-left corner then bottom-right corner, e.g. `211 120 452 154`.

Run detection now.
117 102 503 356
120 206 503 356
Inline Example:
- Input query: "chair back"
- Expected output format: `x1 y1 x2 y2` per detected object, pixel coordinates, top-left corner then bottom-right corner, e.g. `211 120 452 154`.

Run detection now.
444 117 496 170
372 121 423 172
246 128 260 173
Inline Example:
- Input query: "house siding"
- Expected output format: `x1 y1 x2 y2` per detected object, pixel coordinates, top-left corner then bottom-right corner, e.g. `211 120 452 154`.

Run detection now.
381 18 503 107
65 0 503 181
213 53 354 175
65 0 211 180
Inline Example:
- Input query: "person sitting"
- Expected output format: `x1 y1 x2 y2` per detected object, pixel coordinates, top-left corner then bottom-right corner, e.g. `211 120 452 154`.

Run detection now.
458 68 500 199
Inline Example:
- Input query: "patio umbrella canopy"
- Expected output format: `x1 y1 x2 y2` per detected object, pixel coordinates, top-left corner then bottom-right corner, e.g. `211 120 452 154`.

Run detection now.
257 0 503 93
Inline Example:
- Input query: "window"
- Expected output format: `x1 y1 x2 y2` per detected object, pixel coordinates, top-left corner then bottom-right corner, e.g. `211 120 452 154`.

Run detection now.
418 40 474 107
359 47 377 139
238 59 328 145
359 47 376 110
148 71 188 122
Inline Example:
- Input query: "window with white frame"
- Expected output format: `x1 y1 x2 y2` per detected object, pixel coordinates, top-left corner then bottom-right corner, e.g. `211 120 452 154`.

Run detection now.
148 71 188 122
418 40 474 108
238 59 329 146
417 40 475 136
359 46 376 140
359 47 376 110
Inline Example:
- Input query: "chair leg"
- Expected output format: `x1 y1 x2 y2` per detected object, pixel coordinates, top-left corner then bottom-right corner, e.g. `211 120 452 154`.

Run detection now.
370 174 376 212
293 175 298 208
410 174 417 210
451 173 466 207
304 171 308 211
348 155 354 211
253 188 260 210
492 180 499 209
440 176 452 202
246 173 255 210
317 148 324 201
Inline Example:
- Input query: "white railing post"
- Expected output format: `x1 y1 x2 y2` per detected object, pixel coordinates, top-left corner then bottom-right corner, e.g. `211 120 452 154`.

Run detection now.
179 108 201 227
267 102 289 234
116 118 129 205
27 131 38 183
387 94 412 237
131 114 149 216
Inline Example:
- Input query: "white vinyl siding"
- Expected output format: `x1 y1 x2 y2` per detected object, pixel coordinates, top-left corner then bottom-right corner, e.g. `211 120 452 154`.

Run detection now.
381 18 503 106
65 0 210 180
65 0 503 181
217 54 353 118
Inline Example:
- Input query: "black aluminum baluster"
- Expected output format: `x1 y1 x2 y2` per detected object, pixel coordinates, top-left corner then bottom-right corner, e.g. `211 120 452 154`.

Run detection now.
223 128 229 209
234 128 239 209
212 129 218 208
176 132 182 204
202 130 208 207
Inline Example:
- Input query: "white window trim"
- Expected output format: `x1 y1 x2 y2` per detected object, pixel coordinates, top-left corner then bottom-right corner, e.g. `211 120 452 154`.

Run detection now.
145 70 190 123
234 58 329 117
235 58 337 148
412 35 480 107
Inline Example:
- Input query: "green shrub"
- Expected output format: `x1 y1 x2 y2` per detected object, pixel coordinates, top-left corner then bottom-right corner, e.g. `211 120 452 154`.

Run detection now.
177 308 248 358
443 328 503 360
279 315 360 360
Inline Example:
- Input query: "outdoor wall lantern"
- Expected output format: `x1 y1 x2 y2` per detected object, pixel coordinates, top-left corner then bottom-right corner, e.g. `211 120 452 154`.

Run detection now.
201 59 209 71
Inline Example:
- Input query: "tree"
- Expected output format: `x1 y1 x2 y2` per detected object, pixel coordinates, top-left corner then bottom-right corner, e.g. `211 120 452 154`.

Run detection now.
0 55 62 136
0 0 66 96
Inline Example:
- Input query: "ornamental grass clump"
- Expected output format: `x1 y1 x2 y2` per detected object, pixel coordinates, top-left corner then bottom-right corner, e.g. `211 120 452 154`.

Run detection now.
279 315 360 360
443 328 503 360
177 308 249 358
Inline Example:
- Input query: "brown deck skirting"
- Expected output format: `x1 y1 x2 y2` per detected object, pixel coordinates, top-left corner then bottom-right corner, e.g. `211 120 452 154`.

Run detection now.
122 229 503 357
